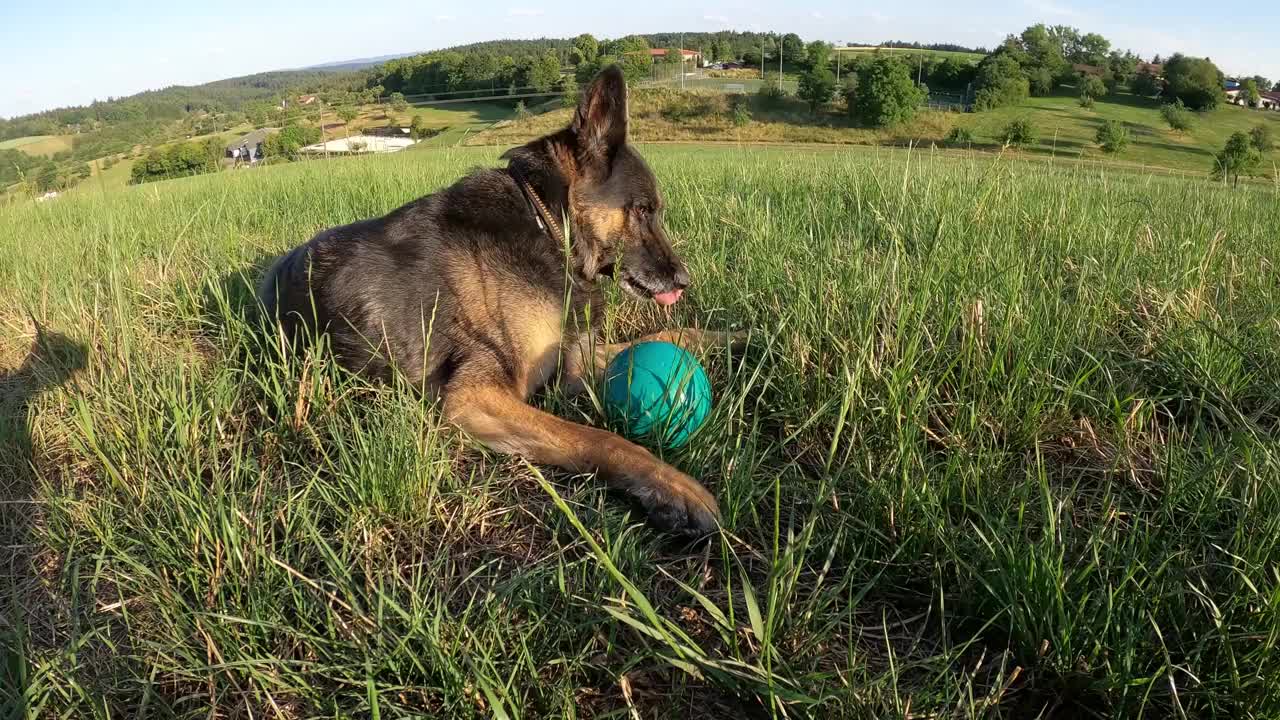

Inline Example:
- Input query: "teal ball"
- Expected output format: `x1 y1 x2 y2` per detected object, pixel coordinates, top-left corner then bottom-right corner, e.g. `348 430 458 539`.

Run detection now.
603 342 712 449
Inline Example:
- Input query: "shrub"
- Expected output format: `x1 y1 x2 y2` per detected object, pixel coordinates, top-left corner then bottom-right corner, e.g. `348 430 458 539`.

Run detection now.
1095 120 1130 154
1078 75 1108 105
755 83 789 110
1079 95 1095 109
1160 100 1194 132
1249 124 1274 152
514 101 531 121
945 126 975 146
729 95 751 127
1000 118 1037 147
1212 131 1262 186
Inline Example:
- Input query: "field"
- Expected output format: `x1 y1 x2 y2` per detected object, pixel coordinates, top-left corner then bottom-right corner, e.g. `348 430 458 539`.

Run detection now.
833 47 987 64
3 144 1280 718
957 89 1280 175
0 135 76 157
475 89 1280 180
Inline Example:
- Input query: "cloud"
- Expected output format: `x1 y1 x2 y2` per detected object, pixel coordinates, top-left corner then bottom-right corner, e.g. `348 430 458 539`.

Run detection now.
811 10 824 19
434 13 455 21
507 7 544 16
703 13 730 24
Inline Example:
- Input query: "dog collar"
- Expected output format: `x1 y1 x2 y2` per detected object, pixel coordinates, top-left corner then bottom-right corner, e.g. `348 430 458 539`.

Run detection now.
510 168 565 246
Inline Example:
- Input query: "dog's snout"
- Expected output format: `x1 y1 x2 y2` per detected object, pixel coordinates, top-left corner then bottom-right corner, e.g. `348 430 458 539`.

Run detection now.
673 265 690 290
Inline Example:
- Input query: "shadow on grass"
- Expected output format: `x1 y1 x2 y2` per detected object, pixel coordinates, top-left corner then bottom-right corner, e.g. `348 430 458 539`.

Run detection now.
0 320 87 716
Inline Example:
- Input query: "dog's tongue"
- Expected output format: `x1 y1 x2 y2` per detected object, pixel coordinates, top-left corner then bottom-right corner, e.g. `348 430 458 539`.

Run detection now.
653 289 683 307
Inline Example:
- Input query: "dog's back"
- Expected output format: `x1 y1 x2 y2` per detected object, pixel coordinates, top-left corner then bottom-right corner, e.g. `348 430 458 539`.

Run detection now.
257 168 589 392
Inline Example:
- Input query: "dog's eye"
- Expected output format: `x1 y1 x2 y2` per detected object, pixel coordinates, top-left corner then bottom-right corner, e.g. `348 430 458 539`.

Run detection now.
633 204 653 218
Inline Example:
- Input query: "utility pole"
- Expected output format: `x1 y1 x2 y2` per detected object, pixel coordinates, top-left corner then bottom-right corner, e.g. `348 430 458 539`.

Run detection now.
779 37 783 90
681 32 685 90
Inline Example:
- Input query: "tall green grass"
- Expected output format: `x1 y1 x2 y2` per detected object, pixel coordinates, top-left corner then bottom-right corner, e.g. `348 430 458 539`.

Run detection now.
2 144 1279 717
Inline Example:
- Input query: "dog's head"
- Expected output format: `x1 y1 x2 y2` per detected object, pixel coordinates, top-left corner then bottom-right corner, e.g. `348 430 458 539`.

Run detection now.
508 66 689 306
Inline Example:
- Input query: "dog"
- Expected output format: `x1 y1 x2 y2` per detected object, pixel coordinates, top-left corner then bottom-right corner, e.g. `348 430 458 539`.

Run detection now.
258 66 739 535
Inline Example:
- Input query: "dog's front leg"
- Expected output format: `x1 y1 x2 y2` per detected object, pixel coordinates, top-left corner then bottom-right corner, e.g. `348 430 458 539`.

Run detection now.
444 384 720 535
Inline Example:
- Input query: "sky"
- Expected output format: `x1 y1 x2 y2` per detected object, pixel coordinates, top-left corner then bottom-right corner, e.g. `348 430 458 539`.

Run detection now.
2 0 1277 118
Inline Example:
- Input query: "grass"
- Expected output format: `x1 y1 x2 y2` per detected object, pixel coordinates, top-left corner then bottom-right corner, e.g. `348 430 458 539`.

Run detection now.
474 88 1280 179
0 135 76 157
3 144 1280 717
957 88 1280 176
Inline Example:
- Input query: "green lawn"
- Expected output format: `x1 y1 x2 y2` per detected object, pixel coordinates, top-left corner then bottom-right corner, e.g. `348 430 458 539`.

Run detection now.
0 134 75 156
3 145 1279 717
957 89 1280 175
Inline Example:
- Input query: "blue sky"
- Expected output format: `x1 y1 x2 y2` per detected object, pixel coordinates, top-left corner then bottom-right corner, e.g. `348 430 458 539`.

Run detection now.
2 0 1276 118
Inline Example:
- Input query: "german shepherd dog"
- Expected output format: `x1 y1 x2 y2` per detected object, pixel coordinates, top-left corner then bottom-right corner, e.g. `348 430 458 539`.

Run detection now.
258 66 739 535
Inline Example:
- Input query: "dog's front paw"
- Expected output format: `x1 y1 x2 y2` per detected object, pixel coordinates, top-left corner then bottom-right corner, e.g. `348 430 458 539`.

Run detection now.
636 468 721 537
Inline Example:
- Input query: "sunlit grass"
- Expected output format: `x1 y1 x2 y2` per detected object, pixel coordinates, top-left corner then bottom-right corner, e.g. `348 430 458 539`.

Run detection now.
2 144 1279 717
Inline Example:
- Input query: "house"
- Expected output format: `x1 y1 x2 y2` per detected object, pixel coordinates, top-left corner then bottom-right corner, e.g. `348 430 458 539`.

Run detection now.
297 95 319 106
647 48 702 64
226 129 274 161
1261 91 1280 111
1135 62 1163 77
1072 63 1105 77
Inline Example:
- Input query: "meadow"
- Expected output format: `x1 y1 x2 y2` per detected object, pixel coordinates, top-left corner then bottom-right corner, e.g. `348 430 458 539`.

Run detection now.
0 135 74 157
474 88 1280 180
2 143 1279 718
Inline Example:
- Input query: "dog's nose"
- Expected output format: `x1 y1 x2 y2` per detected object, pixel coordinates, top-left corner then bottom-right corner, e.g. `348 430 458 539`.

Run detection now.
673 265 690 290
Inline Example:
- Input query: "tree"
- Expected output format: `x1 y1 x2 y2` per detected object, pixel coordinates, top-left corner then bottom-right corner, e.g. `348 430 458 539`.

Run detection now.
1212 131 1261 186
780 33 806 65
797 64 836 113
973 54 1030 111
710 39 732 63
525 51 562 93
337 106 359 126
805 41 831 71
662 47 683 66
1241 78 1261 107
571 34 598 65
1160 100 1194 132
1020 24 1068 85
1162 54 1224 110
1000 118 1037 147
1028 67 1055 96
1078 33 1111 66
1095 120 1130 153
1078 74 1107 107
1251 75 1273 92
389 92 409 113
1130 69 1161 97
1250 124 1274 152
849 55 926 127
409 115 430 139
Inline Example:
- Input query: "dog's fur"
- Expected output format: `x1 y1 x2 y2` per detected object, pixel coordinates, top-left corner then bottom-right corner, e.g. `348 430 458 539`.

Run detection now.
258 66 737 535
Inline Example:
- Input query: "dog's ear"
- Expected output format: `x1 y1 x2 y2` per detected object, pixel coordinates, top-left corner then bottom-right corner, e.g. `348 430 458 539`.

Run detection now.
571 65 628 174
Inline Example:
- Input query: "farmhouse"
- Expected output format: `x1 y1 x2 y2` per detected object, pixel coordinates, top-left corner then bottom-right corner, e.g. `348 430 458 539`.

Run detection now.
297 95 319 106
648 48 701 64
1261 91 1280 110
